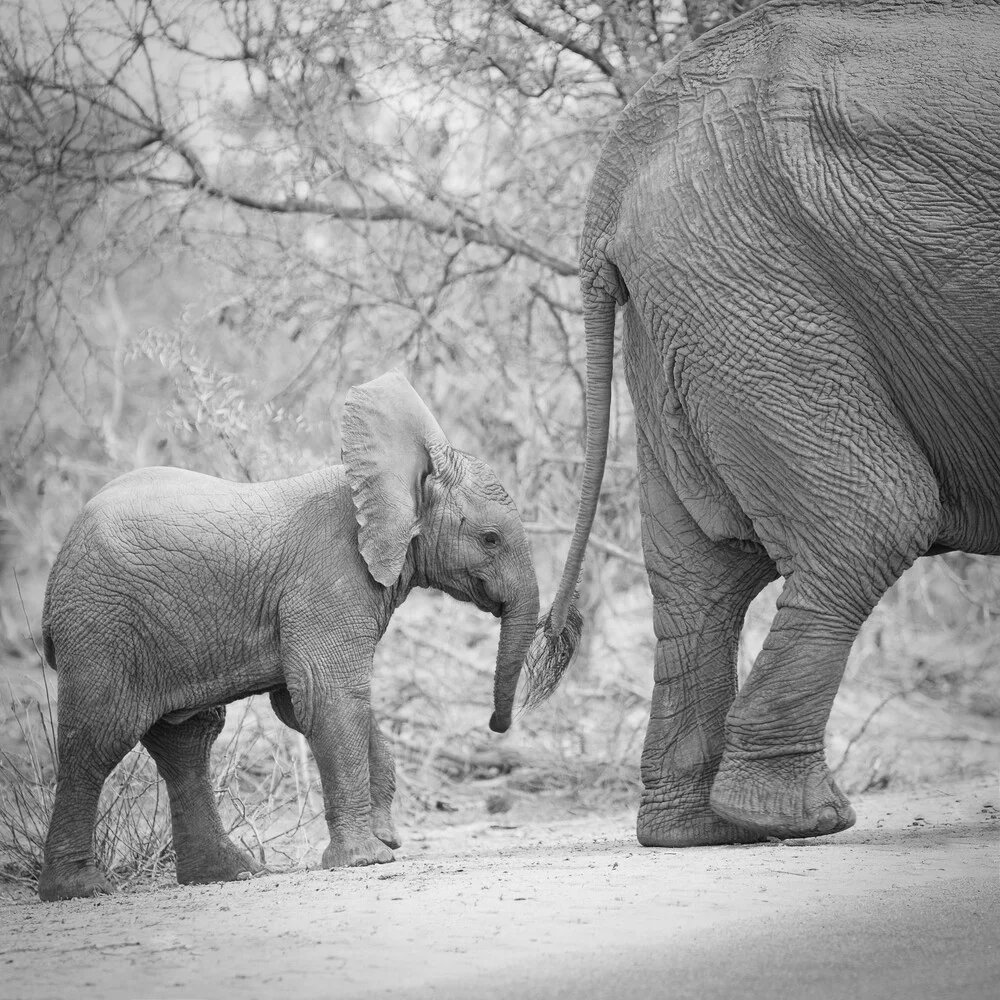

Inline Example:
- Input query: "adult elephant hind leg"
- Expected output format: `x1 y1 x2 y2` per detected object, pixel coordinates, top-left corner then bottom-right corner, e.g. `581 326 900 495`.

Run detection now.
708 585 862 839
710 436 941 839
636 440 777 847
141 707 264 884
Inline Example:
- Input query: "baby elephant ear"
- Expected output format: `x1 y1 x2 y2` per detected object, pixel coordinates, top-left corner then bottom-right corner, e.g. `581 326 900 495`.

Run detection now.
342 371 450 587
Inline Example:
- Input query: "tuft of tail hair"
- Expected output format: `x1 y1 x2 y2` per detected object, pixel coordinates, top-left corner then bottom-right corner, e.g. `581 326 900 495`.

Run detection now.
519 597 584 711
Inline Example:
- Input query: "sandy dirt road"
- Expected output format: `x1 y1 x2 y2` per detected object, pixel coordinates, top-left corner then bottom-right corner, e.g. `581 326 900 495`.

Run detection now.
2 776 997 1000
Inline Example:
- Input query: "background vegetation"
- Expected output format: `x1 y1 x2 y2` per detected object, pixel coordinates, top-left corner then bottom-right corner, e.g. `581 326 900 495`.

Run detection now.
1 0 996 889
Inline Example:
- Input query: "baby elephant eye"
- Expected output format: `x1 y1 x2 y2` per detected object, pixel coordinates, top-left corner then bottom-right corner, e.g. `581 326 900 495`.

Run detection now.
482 530 501 549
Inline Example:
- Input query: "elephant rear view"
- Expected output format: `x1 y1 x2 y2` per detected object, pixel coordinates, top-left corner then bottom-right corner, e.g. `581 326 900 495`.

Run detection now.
39 372 540 901
531 1 1000 846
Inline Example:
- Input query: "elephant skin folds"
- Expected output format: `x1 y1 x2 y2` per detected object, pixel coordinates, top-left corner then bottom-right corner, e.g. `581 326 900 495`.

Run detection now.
551 0 1000 846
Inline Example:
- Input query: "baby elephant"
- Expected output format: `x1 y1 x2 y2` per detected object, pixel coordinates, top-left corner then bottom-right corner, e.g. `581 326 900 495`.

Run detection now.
38 371 540 901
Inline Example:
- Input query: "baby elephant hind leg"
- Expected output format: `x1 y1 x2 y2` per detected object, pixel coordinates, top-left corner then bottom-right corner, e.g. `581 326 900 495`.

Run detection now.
142 708 263 884
38 717 141 901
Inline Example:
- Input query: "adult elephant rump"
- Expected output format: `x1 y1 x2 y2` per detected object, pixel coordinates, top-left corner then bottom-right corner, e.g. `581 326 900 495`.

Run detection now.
529 0 1000 846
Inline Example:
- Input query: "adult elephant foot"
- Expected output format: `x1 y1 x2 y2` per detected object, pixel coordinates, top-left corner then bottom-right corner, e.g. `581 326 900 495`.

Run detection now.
709 750 856 839
637 785 767 847
175 837 266 885
322 833 395 868
38 861 114 902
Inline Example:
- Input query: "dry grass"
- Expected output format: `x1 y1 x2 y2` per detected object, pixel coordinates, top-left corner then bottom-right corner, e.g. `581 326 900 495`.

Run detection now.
0 700 176 890
0 684 326 892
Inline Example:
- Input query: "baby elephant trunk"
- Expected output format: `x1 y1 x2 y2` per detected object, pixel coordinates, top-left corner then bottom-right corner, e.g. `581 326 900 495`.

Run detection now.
489 580 541 734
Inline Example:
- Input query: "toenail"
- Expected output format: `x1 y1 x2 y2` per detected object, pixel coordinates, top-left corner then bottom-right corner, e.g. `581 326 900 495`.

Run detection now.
815 806 839 833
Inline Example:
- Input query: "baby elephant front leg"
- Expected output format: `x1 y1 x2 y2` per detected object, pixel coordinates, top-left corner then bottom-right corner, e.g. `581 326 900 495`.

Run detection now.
368 712 401 851
307 688 395 868
271 688 401 868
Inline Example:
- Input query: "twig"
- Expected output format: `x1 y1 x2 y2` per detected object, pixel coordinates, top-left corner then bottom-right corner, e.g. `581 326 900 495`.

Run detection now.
832 664 936 774
525 522 645 568
391 623 493 675
227 789 266 865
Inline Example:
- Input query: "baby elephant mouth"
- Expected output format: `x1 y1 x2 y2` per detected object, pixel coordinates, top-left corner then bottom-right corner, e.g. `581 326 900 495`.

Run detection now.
471 577 503 618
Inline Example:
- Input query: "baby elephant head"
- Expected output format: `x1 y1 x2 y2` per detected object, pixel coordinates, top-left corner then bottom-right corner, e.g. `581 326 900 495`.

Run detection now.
341 371 540 733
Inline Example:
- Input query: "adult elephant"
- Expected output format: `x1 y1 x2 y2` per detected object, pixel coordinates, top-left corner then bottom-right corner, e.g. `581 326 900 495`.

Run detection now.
531 0 1000 846
39 372 539 900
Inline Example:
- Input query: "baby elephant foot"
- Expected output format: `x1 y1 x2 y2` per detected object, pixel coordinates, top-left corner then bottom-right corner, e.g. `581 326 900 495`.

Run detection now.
371 811 401 850
38 861 114 902
175 837 265 886
637 785 767 847
322 833 395 868
710 750 856 839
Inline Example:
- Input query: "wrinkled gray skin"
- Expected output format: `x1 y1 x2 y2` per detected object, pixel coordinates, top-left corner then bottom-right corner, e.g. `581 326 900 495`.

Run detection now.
546 0 1000 847
39 372 539 901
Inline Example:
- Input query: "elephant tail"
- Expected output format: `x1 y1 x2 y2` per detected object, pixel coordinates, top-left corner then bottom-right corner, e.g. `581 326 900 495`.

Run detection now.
525 285 617 706
41 580 57 671
42 624 57 671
